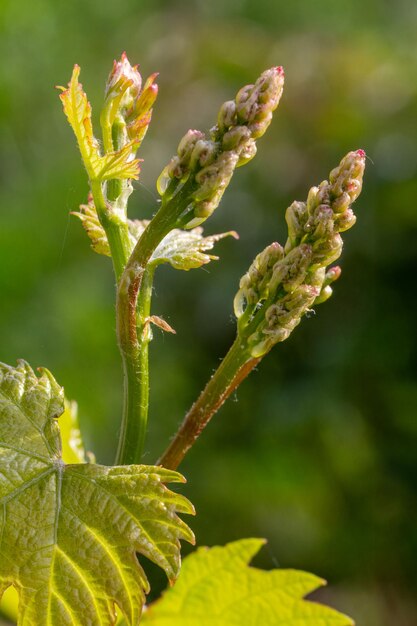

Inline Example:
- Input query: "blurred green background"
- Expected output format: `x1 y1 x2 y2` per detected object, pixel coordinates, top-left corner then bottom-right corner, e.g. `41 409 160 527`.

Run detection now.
1 0 416 624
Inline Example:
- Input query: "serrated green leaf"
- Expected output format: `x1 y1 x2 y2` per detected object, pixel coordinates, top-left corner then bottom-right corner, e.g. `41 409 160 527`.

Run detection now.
99 141 142 181
128 221 238 270
72 197 111 257
58 65 103 181
59 66 141 182
142 539 353 626
0 361 194 626
74 201 236 271
149 227 238 270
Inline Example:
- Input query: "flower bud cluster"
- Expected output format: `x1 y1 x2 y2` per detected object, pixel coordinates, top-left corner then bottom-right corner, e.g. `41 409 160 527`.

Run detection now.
234 150 366 357
104 53 158 149
157 67 285 227
234 242 284 317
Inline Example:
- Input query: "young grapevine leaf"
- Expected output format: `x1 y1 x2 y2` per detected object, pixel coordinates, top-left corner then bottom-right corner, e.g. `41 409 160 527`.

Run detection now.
148 226 238 271
73 199 237 270
141 539 353 626
58 66 141 182
0 361 194 626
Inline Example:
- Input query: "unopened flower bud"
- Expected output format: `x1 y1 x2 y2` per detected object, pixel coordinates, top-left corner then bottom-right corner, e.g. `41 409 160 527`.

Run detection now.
306 186 320 214
105 52 142 111
189 139 218 169
222 126 252 151
313 266 342 304
178 130 206 162
285 201 308 250
324 265 342 285
329 149 365 202
305 205 334 241
131 75 158 119
217 100 237 132
237 139 257 166
236 67 284 135
234 242 284 318
331 191 351 214
312 232 343 265
334 208 356 232
314 284 333 305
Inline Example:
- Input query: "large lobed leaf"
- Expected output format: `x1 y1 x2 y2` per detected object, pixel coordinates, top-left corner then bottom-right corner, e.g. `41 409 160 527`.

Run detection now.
141 539 353 626
0 361 194 626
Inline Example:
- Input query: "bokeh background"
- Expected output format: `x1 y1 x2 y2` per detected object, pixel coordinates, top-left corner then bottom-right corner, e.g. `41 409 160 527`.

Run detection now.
1 0 417 624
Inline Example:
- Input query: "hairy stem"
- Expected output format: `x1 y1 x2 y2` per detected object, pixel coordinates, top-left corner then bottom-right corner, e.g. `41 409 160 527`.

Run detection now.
158 337 260 470
89 179 131 279
115 266 155 465
115 181 196 465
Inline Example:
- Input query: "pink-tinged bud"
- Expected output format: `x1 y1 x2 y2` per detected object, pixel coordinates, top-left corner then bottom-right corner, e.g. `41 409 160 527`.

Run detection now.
105 52 142 108
133 80 158 118
329 150 365 202
324 265 342 285
235 66 284 136
312 263 342 305
126 110 150 141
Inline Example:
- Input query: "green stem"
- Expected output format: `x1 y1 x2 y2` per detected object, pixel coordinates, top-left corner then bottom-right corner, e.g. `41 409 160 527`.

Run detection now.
115 180 196 465
157 336 260 470
115 265 155 465
107 117 125 202
89 179 131 279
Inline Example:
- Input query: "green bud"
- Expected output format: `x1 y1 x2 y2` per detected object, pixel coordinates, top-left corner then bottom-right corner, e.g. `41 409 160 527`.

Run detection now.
305 205 334 241
237 139 257 166
329 149 366 203
312 232 343 265
178 129 206 163
236 67 285 135
189 139 218 169
314 284 333 305
285 201 308 249
313 266 341 304
217 100 237 132
234 242 284 319
222 126 252 151
334 208 356 232
306 186 320 214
